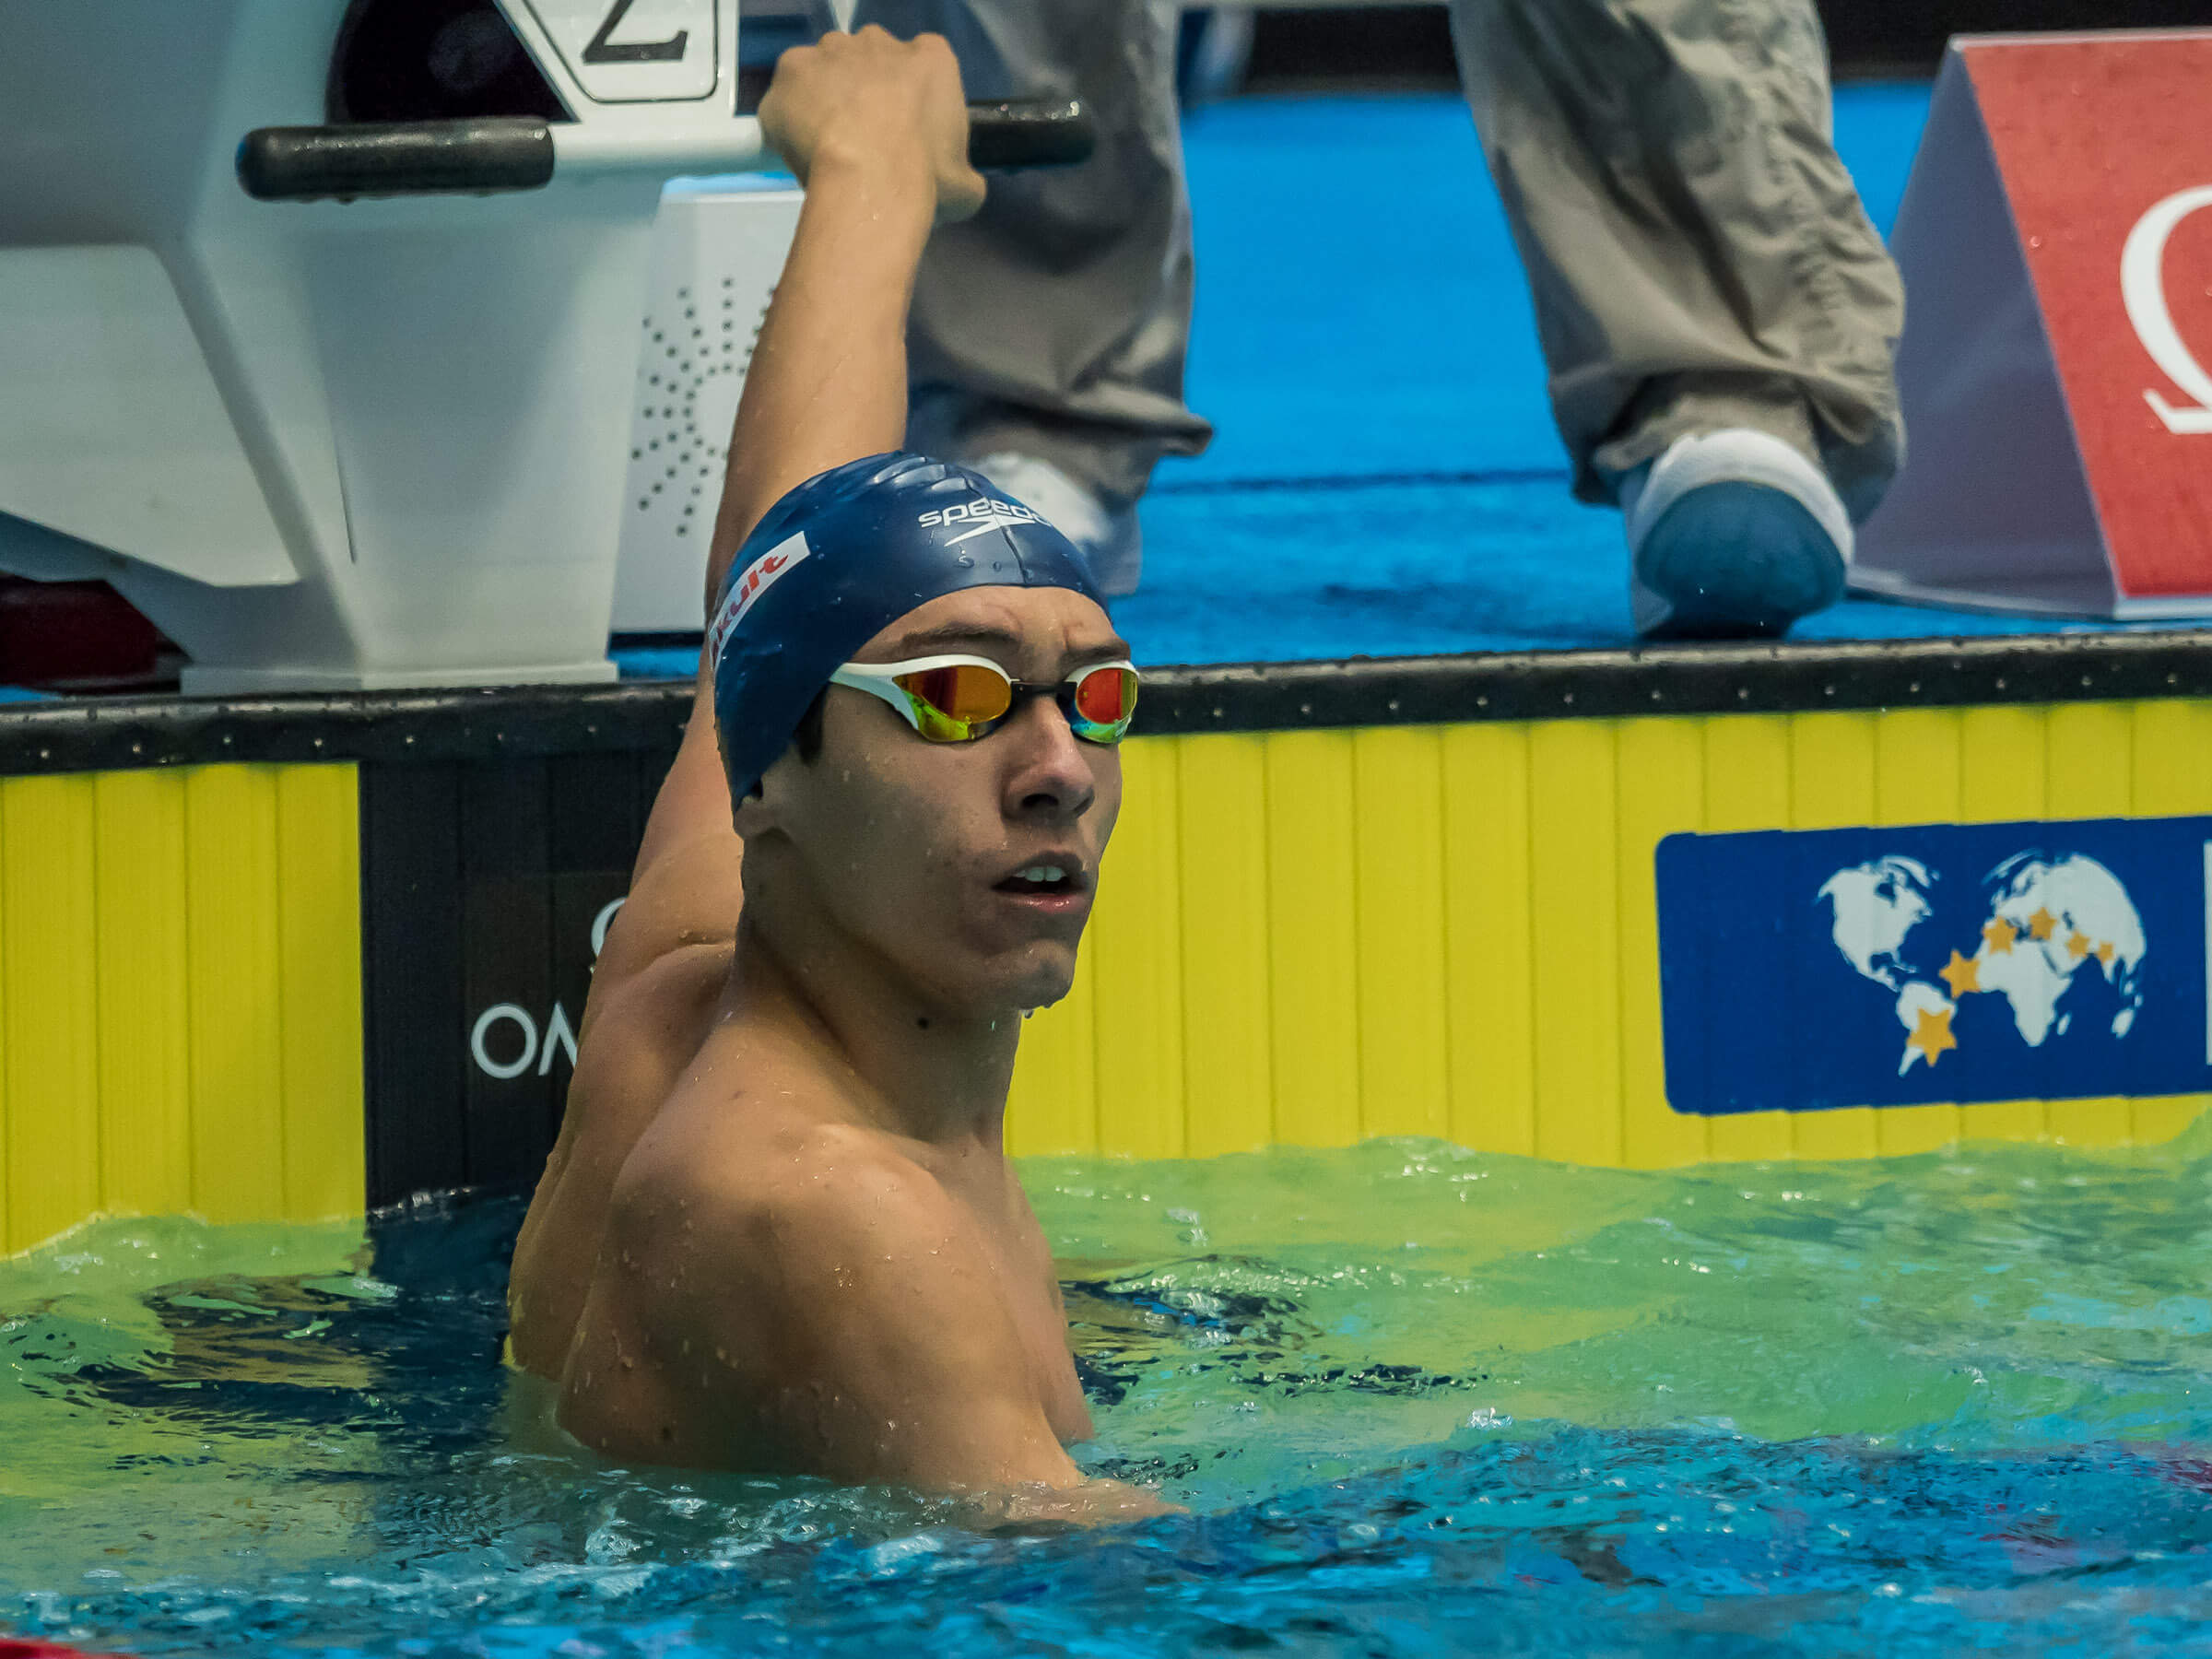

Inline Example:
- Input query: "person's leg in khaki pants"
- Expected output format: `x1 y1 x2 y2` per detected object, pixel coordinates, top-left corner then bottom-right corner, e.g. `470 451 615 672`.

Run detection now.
814 0 1212 596
1452 0 1907 635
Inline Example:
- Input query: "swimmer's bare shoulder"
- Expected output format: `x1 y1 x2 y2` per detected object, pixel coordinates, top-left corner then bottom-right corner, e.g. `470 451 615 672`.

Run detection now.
554 1054 1170 1524
507 940 728 1375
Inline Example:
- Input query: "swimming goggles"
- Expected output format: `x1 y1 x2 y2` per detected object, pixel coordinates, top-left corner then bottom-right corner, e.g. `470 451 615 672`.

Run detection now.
829 654 1140 745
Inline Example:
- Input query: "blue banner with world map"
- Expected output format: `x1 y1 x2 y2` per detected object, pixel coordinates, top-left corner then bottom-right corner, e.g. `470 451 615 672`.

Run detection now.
1655 816 2211 1115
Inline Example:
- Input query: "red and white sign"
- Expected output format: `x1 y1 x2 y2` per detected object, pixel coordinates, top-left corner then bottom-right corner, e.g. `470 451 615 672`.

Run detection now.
1854 30 2212 619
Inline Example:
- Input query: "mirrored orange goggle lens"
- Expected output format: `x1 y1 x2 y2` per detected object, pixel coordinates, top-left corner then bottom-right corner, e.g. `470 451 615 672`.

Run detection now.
1073 665 1138 727
896 663 1011 726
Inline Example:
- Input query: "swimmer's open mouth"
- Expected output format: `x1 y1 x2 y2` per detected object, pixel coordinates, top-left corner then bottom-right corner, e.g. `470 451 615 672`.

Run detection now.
994 860 1086 897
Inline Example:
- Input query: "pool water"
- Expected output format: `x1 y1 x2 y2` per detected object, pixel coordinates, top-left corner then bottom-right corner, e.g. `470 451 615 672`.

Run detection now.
6 1125 2212 1656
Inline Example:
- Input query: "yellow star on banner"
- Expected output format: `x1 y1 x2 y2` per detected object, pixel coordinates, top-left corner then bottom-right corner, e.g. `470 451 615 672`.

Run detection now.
1939 949 1982 997
1908 1004 1958 1066
2097 940 2115 965
2028 906 2058 941
1983 917 2018 955
2066 931 2092 960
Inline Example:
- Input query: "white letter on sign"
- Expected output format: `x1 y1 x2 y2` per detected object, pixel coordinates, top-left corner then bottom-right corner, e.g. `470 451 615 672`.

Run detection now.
472 1004 539 1080
2123 184 2212 436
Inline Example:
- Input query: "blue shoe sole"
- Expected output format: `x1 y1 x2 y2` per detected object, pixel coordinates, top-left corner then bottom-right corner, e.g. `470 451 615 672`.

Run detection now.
1635 482 1848 641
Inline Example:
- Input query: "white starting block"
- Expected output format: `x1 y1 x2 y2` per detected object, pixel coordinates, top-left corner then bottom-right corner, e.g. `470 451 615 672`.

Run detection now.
0 0 776 692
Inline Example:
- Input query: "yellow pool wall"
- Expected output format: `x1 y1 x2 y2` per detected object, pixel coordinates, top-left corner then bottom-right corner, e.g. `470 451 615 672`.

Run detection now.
0 762 365 1255
3 699 2208 1257
1006 698 2212 1165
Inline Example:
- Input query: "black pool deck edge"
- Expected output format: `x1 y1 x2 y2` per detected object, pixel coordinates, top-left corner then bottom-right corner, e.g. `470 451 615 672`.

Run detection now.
3 628 2210 775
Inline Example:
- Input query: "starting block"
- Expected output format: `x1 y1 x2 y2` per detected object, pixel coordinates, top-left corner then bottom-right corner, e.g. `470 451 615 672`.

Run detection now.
0 3 1085 690
0 0 763 693
1854 29 2212 620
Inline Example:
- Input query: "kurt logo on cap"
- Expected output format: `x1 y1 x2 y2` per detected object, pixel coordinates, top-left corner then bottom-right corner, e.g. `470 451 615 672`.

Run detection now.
708 532 812 668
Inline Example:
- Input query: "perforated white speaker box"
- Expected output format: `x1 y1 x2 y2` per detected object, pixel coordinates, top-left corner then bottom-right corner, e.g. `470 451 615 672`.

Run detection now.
612 180 801 634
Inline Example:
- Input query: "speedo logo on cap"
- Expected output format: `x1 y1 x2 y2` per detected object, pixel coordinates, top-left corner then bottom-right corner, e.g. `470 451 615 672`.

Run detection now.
708 531 810 665
920 498 1044 545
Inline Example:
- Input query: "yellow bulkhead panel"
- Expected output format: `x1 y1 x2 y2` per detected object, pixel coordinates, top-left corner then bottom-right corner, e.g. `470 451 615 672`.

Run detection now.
1070 735 1184 1158
0 763 364 1255
1007 700 2212 1167
1352 726 1450 1144
1177 733 1275 1158
2 775 101 1253
94 769 194 1220
1262 729 1359 1149
1441 723 1535 1156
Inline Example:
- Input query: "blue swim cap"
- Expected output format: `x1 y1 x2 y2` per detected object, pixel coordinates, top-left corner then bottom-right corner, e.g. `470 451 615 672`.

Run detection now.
710 452 1107 801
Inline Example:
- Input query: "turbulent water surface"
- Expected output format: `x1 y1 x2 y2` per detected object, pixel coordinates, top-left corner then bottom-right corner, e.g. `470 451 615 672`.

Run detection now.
5 1126 2211 1655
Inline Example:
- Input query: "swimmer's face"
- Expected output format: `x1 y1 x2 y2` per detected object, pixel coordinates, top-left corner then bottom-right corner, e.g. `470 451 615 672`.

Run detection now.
749 584 1125 1019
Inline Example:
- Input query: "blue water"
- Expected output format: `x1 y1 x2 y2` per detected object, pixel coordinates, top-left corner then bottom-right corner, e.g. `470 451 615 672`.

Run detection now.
7 1130 2212 1655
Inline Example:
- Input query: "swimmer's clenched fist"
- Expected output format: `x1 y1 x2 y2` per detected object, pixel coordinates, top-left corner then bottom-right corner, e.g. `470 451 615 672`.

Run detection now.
506 33 1169 1525
759 27 985 225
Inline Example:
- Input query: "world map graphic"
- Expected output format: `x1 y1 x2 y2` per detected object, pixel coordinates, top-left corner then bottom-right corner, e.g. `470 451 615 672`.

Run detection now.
1817 853 2148 1075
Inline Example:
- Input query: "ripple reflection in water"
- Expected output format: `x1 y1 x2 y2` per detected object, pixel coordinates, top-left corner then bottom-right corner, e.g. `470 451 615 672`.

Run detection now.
3 1124 2209 1655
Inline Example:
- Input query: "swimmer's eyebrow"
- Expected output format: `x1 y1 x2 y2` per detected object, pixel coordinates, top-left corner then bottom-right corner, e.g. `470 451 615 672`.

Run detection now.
888 621 1132 665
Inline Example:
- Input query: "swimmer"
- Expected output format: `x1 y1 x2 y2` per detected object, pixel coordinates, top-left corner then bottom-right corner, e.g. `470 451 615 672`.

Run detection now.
506 27 1170 1524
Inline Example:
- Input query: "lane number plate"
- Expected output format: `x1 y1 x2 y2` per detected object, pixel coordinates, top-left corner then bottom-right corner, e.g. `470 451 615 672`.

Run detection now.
512 0 719 104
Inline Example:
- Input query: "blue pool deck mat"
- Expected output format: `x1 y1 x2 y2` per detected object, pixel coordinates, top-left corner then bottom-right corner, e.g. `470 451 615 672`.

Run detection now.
613 84 2194 682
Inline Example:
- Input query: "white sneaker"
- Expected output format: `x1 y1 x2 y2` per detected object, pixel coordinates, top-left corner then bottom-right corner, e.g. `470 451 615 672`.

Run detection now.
1619 428 1853 640
965 452 1144 598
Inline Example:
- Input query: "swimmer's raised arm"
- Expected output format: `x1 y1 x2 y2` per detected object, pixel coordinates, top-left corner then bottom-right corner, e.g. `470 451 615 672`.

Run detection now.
708 27 985 581
604 28 984 987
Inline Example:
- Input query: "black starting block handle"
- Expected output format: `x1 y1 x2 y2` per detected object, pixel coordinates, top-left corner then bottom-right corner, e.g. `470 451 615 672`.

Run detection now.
239 117 555 202
963 99 1095 170
237 100 1096 203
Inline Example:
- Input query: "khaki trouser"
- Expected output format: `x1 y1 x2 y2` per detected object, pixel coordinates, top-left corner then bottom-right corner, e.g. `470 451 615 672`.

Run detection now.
832 0 1905 522
1452 0 1904 519
824 0 1210 511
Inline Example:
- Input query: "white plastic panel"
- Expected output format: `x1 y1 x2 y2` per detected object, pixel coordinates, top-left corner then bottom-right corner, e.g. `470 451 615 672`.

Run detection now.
0 245 294 587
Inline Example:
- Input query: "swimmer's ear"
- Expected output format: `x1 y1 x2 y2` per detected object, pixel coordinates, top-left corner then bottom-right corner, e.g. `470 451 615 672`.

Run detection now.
731 752 794 841
730 779 774 841
732 690 828 840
